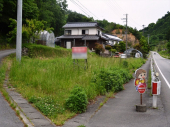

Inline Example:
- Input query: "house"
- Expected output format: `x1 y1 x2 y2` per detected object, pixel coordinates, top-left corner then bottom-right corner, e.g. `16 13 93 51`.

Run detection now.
103 33 123 46
56 22 108 50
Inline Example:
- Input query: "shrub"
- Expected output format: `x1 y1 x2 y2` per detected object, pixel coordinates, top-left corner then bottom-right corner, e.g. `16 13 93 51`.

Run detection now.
105 45 112 50
95 43 105 55
65 86 88 113
91 67 133 94
122 60 128 68
111 49 116 53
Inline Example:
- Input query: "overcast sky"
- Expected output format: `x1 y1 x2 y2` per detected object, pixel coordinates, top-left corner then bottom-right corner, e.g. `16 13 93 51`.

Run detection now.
66 0 170 30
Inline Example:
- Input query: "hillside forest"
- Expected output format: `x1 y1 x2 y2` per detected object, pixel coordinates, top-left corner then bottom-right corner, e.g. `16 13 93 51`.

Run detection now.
0 0 169 54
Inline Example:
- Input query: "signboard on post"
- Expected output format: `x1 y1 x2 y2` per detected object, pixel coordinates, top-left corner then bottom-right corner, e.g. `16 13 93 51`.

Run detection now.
134 68 147 111
134 68 147 94
138 84 146 94
72 47 87 59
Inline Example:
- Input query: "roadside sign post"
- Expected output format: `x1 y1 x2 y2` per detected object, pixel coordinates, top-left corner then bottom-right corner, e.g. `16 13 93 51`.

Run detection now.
134 69 147 112
72 47 88 70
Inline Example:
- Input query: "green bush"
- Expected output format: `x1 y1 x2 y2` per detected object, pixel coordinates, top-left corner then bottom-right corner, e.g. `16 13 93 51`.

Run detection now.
111 49 116 53
105 45 112 50
122 60 128 68
91 67 133 94
65 86 88 113
95 43 105 55
91 67 132 94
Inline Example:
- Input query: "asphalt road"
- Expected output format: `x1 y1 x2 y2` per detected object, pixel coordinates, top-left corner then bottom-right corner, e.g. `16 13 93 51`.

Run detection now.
0 49 24 127
86 57 168 127
63 56 170 127
0 49 16 63
152 52 170 125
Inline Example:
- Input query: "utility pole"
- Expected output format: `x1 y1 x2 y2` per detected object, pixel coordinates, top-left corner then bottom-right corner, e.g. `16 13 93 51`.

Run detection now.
147 34 150 44
122 14 128 57
142 25 145 36
16 0 22 61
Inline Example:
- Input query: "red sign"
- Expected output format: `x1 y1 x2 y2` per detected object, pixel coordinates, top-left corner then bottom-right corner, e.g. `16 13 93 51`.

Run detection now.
152 82 157 95
138 84 146 94
72 47 87 59
72 47 87 53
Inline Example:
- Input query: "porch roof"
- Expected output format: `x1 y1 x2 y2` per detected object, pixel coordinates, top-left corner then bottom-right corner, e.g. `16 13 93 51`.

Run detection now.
82 35 100 40
57 35 84 39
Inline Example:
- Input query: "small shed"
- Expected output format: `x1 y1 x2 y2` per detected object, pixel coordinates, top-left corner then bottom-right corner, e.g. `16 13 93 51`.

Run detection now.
36 30 55 48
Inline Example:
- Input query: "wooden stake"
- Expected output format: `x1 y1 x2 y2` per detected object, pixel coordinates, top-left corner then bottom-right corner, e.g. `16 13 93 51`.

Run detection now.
140 94 142 105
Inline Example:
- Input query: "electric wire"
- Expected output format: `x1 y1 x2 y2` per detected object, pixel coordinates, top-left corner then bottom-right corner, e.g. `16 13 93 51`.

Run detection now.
70 0 90 17
108 0 142 29
74 0 99 19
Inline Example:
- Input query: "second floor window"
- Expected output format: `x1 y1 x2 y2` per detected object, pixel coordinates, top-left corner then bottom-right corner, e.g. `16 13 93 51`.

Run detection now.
82 30 89 35
65 30 71 35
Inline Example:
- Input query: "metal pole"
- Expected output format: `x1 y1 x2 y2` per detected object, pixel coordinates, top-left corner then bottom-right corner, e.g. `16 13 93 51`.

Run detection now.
148 34 150 44
126 14 128 58
140 94 142 105
142 25 145 36
16 0 22 61
121 14 128 58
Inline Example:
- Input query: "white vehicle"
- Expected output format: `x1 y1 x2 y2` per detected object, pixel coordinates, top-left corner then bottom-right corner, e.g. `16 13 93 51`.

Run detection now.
120 54 127 58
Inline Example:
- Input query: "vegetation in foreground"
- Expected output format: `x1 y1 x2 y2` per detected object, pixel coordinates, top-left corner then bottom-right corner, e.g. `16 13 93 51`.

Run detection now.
0 44 146 125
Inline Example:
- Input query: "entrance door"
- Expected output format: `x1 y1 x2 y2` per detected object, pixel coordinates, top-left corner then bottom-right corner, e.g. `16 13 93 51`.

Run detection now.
66 41 71 49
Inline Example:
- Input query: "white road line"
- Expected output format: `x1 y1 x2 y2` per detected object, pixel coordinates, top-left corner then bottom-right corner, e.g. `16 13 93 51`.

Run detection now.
153 54 170 89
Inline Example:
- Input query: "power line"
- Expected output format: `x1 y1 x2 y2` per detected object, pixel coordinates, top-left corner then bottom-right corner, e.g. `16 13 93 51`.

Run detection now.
74 0 99 19
108 0 142 29
70 0 90 17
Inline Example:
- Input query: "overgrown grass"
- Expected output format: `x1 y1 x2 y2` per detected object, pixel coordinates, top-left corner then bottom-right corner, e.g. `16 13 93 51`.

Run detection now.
22 43 71 58
158 50 170 59
0 43 15 50
147 70 151 89
2 44 145 125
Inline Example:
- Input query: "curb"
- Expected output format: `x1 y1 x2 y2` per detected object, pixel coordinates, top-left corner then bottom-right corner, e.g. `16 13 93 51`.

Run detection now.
3 76 57 127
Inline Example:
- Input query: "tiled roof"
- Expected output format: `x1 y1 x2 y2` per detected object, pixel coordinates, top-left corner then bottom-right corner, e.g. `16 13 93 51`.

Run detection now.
82 35 99 40
63 22 104 30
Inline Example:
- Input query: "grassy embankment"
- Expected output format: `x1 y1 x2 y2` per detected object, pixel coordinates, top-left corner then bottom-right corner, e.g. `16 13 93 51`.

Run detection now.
158 50 170 59
0 44 145 125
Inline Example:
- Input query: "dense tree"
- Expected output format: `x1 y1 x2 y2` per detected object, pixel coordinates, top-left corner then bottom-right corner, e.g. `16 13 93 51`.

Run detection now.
166 29 170 41
118 41 126 52
35 0 67 36
139 36 149 58
0 0 67 37
66 11 93 22
0 0 17 36
141 11 170 49
7 18 53 44
167 41 170 53
0 0 3 16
